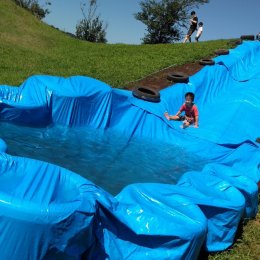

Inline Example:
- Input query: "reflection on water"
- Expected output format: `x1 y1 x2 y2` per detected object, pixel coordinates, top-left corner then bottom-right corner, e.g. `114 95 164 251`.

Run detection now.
0 122 208 195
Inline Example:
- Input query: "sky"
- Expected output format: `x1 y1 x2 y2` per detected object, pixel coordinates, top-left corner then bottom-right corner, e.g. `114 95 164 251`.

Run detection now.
41 0 260 45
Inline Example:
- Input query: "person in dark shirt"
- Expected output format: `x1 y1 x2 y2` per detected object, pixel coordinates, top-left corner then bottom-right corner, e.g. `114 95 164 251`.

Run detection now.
183 11 198 43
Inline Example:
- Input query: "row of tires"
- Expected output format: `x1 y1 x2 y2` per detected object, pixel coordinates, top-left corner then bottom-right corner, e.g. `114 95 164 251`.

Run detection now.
132 49 229 103
132 38 260 145
132 34 257 103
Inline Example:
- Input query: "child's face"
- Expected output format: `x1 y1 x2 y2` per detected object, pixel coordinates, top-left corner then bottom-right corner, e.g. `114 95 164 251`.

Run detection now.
185 96 193 106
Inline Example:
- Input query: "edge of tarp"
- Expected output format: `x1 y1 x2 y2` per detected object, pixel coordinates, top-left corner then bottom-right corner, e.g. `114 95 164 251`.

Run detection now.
0 41 259 258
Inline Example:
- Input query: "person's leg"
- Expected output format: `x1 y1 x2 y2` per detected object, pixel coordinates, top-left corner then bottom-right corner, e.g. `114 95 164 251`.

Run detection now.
190 28 197 42
183 35 189 43
171 115 181 120
182 120 191 128
183 28 193 43
164 112 180 121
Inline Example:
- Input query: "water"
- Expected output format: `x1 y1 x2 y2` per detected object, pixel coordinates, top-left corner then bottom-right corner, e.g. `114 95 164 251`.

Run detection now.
0 122 208 195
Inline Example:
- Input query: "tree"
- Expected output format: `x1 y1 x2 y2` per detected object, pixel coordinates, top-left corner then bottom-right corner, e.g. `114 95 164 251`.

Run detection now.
76 0 107 43
134 0 209 44
13 0 51 19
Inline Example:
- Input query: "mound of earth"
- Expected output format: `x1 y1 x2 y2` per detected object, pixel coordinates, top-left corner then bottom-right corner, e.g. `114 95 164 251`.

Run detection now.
124 61 204 91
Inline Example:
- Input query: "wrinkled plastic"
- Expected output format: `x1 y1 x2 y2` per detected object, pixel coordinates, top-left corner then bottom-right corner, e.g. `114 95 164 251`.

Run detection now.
177 171 245 251
0 138 7 152
0 41 259 258
0 152 114 259
93 184 208 260
202 163 258 219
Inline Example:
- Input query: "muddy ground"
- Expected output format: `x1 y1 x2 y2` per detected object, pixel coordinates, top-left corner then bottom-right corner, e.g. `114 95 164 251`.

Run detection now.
124 61 205 91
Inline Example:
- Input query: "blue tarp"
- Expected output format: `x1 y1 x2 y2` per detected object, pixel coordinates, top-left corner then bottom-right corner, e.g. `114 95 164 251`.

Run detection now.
0 41 259 259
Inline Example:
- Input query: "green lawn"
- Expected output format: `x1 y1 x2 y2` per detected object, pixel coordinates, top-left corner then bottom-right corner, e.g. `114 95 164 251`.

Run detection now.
1 1 235 87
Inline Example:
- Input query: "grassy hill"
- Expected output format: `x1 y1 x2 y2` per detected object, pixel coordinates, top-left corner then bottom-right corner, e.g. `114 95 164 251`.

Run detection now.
0 0 235 87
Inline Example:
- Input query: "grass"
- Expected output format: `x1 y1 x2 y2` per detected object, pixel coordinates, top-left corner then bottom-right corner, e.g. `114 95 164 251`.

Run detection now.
1 0 235 87
1 1 260 259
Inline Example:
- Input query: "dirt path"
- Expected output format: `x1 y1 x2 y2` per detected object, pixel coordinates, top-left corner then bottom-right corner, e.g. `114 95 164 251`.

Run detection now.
124 61 204 92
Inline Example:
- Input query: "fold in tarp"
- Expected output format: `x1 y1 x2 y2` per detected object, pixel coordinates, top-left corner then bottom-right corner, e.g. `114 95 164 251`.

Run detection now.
0 139 7 152
0 41 259 258
0 152 115 259
177 171 245 252
202 163 258 219
88 184 207 260
214 41 260 81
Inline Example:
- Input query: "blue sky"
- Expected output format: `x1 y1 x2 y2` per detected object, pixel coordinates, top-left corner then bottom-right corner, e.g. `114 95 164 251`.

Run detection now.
42 0 260 44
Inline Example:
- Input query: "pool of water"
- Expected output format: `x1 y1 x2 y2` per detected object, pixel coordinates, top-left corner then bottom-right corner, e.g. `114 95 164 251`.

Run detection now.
0 122 208 195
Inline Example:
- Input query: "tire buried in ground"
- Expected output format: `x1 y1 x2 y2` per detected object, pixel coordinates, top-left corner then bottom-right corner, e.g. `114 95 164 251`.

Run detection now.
240 35 255 41
167 72 189 83
235 39 242 45
132 86 160 103
214 49 229 56
199 59 215 66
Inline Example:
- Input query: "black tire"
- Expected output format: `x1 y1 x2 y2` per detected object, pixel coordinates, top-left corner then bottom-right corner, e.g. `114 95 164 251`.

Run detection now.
235 39 242 45
132 86 160 103
214 49 229 56
167 72 189 83
229 39 242 46
199 59 215 66
240 35 255 41
256 137 260 143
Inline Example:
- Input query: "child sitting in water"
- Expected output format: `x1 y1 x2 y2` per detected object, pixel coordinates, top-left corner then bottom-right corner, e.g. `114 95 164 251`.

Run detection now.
164 92 199 128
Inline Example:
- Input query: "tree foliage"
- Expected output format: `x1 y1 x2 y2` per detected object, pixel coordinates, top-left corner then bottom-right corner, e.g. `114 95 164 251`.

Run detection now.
134 0 209 44
76 0 107 43
13 0 51 20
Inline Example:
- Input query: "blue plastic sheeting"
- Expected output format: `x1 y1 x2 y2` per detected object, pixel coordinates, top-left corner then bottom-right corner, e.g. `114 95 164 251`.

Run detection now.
0 152 113 259
0 76 112 127
90 184 207 259
0 41 259 258
214 41 260 81
0 152 207 259
177 171 245 252
0 138 7 152
202 163 258 219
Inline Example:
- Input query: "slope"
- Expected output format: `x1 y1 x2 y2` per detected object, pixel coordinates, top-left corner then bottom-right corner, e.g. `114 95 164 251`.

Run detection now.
0 0 233 87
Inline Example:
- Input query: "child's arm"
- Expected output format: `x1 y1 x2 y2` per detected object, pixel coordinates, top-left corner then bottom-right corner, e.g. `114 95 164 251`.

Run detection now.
175 111 182 117
194 115 199 127
193 104 199 127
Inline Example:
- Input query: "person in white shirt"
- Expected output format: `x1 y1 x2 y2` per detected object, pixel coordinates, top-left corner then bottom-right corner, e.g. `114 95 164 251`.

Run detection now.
195 22 203 42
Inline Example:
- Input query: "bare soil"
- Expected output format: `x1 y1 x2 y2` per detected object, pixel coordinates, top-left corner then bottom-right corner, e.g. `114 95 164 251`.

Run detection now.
124 61 204 91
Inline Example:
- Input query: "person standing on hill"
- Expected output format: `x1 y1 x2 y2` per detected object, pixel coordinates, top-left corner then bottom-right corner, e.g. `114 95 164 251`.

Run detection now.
183 11 198 43
195 22 203 42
